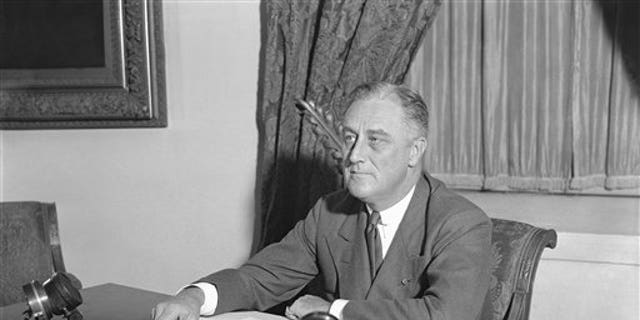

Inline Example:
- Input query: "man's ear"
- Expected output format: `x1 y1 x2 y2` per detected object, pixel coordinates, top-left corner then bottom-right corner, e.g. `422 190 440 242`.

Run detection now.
408 136 427 167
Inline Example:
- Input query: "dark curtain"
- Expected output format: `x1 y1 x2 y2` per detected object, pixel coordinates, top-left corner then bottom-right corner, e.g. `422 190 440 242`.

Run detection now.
255 0 442 249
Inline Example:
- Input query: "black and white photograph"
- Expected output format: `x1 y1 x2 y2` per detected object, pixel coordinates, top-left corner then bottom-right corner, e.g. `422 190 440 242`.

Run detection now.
1 1 638 320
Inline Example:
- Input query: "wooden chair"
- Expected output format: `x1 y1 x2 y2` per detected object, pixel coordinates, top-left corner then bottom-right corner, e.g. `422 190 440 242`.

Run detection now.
0 202 76 306
480 218 557 320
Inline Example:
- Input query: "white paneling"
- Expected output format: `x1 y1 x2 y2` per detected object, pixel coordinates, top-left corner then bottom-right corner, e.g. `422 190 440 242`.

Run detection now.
531 260 639 320
531 233 639 319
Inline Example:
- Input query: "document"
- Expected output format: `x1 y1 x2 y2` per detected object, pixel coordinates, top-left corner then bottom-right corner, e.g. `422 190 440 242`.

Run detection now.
205 311 287 320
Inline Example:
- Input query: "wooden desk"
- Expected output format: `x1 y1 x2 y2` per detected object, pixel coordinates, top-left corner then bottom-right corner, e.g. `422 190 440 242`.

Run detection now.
0 283 285 320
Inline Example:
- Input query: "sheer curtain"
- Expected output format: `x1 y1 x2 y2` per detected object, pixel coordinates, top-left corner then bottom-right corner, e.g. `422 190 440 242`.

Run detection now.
408 0 640 192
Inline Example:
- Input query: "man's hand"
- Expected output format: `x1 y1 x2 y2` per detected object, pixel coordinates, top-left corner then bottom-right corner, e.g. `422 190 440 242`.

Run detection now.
151 287 204 320
286 295 331 319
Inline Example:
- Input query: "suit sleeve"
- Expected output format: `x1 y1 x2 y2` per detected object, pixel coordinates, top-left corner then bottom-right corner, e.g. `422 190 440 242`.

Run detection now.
342 210 492 320
196 198 325 314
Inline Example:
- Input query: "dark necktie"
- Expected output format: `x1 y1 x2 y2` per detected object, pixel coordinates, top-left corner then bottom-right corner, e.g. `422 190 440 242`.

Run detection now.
366 211 383 279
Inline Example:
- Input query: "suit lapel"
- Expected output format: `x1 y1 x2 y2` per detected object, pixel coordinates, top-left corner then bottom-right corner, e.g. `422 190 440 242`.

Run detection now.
367 176 431 299
327 203 371 299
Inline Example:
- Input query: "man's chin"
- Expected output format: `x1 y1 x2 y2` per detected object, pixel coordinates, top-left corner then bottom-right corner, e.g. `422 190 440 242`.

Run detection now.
346 183 372 200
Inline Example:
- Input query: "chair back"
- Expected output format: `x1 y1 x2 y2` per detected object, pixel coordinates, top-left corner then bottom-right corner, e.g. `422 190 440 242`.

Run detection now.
0 202 68 306
480 218 557 320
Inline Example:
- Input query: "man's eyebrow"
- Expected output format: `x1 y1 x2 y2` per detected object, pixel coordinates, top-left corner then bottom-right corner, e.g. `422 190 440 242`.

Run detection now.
341 126 390 137
366 129 390 137
342 126 356 134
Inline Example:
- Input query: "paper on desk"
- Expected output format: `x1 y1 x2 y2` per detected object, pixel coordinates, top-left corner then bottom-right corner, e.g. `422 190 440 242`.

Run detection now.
203 311 287 320
202 317 261 320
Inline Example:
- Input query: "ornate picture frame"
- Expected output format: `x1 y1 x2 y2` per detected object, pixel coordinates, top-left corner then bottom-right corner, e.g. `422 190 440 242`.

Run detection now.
0 0 166 129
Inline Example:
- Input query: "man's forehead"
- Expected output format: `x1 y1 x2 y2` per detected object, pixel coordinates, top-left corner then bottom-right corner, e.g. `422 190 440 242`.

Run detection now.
344 97 404 124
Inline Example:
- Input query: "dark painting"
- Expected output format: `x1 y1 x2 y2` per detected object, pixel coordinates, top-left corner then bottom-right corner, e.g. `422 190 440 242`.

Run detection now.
0 0 167 129
0 0 105 69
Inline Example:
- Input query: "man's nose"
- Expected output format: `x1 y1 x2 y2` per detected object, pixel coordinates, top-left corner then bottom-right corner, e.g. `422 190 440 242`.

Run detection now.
346 138 365 166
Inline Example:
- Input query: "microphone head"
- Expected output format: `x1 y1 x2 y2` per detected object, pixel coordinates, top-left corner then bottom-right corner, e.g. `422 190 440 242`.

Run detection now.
300 311 338 320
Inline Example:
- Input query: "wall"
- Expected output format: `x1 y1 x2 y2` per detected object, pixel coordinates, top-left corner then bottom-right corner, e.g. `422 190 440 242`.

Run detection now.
460 191 639 320
0 0 260 294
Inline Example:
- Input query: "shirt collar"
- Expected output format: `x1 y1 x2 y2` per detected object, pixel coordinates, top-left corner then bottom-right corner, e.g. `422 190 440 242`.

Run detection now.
365 185 416 225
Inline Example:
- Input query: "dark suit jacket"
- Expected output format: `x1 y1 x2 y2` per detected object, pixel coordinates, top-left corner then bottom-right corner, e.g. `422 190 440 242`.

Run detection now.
200 174 492 320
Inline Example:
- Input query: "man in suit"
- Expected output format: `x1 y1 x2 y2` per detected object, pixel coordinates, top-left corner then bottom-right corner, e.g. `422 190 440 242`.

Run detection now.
152 82 492 320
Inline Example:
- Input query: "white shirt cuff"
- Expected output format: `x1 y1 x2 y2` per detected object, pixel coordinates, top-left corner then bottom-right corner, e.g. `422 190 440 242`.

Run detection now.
178 282 219 316
329 299 349 320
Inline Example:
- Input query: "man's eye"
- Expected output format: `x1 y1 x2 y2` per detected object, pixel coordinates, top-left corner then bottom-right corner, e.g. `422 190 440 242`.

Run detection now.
368 136 379 144
344 135 356 144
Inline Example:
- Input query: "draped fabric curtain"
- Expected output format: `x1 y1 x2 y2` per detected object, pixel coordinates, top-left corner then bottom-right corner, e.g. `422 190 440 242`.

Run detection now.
256 0 442 249
408 0 640 192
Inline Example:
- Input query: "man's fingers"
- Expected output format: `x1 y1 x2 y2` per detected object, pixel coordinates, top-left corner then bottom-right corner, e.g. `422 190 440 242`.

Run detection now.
287 302 301 319
151 295 202 320
153 307 172 320
154 305 183 320
151 304 164 320
188 313 200 320
288 294 330 318
285 306 299 320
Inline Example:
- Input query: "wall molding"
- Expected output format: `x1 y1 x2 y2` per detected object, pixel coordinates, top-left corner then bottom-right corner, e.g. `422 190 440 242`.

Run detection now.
459 190 639 236
541 232 639 266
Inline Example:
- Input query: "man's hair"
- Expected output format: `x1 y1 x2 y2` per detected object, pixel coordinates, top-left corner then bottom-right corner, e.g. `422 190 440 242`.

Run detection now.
349 82 429 138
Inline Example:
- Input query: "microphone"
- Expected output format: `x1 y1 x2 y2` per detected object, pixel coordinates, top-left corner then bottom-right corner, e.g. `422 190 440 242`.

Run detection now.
22 272 83 320
300 311 338 320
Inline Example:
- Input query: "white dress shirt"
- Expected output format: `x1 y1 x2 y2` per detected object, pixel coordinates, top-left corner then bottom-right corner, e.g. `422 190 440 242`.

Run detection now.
328 185 415 319
188 185 416 318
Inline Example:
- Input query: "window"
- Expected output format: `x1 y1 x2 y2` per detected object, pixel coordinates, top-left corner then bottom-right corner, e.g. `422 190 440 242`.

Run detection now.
408 0 640 194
